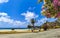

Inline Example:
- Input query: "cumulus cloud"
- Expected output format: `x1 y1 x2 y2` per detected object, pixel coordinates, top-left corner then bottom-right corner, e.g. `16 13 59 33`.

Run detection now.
0 0 9 3
0 12 26 28
21 11 38 22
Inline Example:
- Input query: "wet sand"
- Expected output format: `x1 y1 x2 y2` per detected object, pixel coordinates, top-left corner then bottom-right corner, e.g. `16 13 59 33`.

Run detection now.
0 29 60 38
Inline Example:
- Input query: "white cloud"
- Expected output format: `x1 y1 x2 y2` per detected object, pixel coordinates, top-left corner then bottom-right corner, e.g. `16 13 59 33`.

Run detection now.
0 12 26 28
39 17 47 23
36 17 47 26
0 12 57 28
36 17 57 26
0 0 9 3
21 11 38 22
13 21 25 26
28 7 35 11
0 12 8 16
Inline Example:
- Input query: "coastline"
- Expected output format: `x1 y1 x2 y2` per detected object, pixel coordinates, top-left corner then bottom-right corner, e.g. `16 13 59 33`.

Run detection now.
0 29 32 34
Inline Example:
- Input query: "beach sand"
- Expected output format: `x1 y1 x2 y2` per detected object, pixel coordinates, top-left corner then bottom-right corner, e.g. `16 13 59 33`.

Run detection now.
0 29 32 34
0 29 60 38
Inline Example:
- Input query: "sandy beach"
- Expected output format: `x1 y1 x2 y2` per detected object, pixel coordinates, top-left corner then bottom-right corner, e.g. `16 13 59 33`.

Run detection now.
0 29 60 38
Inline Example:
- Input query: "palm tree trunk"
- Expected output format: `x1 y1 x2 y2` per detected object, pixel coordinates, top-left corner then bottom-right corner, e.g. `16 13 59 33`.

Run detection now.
32 24 35 32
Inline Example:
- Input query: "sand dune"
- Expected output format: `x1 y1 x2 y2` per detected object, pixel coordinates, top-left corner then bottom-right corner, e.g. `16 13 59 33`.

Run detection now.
0 29 60 38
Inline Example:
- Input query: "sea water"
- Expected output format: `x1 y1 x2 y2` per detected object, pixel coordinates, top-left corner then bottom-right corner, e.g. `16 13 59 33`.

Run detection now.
0 29 29 31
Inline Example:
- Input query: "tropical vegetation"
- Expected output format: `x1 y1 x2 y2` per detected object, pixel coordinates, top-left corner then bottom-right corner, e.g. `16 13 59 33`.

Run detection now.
38 0 60 18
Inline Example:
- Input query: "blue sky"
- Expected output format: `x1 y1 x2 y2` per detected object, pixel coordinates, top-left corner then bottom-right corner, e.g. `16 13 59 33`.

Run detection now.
0 0 57 28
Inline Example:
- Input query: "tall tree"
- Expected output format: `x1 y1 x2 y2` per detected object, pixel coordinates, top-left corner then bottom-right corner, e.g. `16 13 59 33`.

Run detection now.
30 19 36 32
28 25 31 29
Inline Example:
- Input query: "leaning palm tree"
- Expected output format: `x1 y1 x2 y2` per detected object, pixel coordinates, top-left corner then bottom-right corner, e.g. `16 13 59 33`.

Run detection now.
30 19 35 32
28 25 32 30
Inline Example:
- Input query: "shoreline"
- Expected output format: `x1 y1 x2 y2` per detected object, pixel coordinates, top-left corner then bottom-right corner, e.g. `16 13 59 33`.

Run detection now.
0 29 44 34
0 29 32 34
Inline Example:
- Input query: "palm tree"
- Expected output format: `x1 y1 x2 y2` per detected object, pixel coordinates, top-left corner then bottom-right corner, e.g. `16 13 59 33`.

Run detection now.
28 25 33 30
30 19 35 32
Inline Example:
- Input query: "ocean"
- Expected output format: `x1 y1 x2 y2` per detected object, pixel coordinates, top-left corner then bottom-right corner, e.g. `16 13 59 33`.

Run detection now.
0 29 29 31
